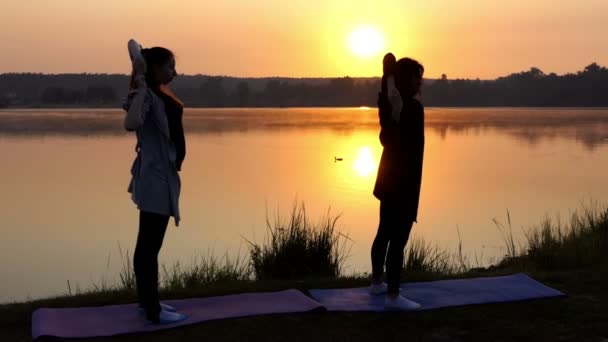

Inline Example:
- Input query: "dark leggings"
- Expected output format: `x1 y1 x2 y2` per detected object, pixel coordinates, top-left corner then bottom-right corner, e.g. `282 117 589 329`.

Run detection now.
371 201 414 294
133 210 169 322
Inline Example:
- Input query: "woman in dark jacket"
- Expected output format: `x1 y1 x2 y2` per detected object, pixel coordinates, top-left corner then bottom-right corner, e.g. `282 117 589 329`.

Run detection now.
370 54 425 310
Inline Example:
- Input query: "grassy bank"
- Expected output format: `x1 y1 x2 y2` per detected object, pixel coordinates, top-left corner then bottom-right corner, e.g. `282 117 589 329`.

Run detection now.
1 202 607 341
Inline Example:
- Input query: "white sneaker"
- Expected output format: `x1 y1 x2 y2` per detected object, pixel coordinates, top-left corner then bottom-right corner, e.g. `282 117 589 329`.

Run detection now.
148 309 188 325
384 294 422 311
369 282 388 295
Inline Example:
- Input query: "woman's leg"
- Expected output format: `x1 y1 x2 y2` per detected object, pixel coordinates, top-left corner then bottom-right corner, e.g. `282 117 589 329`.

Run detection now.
133 210 169 321
371 201 391 282
385 208 414 295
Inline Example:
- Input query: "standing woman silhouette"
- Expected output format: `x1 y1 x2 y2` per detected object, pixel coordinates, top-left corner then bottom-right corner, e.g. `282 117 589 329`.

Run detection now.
123 40 188 324
370 54 425 310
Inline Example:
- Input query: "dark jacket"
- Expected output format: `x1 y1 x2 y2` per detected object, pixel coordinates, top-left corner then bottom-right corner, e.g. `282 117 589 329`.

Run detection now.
373 92 425 222
157 91 186 171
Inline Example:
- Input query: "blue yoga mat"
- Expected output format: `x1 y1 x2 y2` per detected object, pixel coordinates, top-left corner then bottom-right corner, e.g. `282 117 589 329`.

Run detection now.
32 289 324 340
308 273 565 311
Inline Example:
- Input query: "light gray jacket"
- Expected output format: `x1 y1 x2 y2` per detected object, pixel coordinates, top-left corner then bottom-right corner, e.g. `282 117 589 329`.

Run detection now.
123 87 181 226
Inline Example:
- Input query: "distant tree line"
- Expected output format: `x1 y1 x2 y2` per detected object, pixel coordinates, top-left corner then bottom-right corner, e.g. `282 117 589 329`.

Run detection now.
423 63 608 107
0 63 606 108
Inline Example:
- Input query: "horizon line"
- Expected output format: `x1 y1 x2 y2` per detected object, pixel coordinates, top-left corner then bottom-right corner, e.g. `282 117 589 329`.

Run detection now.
0 62 605 81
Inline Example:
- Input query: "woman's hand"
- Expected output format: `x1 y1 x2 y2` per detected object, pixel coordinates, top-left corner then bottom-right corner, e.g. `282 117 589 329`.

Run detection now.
128 39 147 88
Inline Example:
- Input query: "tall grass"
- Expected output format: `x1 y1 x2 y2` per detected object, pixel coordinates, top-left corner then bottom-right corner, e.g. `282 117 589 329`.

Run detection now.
117 243 135 291
403 203 608 277
161 251 252 291
402 230 483 277
60 201 607 300
403 237 459 275
492 210 520 260
246 201 352 280
111 245 251 293
523 204 608 269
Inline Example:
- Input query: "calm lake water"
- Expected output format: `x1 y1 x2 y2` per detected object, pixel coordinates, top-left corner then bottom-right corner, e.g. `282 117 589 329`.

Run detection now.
1 107 608 303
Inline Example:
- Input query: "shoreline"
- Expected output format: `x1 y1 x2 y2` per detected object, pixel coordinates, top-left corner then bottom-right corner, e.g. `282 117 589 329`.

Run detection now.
1 203 606 340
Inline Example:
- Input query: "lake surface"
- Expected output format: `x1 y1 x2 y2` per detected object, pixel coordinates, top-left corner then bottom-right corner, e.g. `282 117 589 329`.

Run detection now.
1 107 608 303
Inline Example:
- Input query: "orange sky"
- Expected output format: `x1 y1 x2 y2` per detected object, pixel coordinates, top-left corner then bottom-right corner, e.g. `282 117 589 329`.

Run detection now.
0 0 607 79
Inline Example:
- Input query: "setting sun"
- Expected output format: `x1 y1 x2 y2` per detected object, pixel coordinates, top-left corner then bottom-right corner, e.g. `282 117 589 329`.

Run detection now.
349 26 385 58
354 146 377 177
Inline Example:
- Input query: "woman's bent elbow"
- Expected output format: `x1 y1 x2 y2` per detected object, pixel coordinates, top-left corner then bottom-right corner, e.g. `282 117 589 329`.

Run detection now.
124 118 141 131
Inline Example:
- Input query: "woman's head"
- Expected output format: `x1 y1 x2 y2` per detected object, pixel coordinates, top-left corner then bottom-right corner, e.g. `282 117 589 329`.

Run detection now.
394 57 424 98
131 47 177 88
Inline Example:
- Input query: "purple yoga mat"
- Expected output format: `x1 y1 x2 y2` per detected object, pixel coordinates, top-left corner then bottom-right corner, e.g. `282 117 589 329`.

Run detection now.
32 289 324 340
309 273 565 311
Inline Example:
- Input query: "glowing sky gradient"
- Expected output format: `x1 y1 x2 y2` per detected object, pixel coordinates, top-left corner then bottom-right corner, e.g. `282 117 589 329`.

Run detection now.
1 0 606 78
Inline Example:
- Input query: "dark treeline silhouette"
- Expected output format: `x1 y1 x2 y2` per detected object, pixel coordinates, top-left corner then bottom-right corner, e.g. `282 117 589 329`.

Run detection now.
424 63 608 107
1 63 606 108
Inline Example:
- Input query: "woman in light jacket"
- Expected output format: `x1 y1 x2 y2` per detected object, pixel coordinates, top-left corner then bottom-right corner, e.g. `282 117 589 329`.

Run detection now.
123 44 188 324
